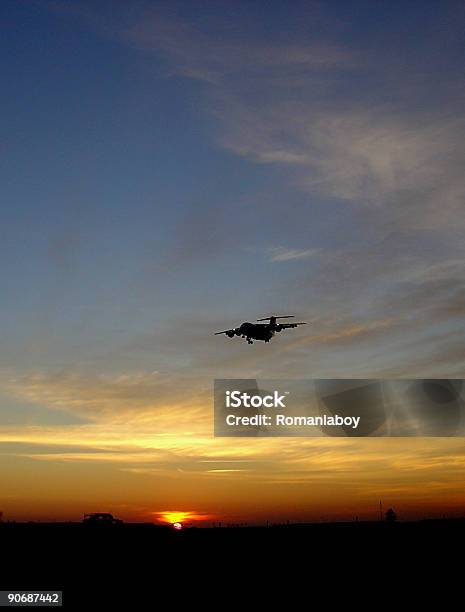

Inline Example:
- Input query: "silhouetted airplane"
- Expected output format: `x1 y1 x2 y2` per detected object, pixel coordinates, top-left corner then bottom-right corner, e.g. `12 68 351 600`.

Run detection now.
214 315 307 344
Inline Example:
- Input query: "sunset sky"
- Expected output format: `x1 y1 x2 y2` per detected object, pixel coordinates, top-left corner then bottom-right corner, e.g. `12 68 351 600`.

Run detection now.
1 0 465 524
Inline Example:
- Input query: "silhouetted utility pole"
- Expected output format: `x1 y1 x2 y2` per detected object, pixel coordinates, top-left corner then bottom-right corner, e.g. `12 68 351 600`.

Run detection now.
379 500 383 521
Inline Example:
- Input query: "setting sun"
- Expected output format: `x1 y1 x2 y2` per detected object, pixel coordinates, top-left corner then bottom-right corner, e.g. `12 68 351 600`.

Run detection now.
157 511 208 525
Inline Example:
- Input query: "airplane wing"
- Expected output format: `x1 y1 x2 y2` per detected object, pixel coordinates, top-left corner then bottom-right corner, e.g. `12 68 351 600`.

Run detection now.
278 322 307 329
214 328 238 336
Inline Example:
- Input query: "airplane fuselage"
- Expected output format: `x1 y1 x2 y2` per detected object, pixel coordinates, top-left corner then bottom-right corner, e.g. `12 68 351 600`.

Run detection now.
238 322 275 342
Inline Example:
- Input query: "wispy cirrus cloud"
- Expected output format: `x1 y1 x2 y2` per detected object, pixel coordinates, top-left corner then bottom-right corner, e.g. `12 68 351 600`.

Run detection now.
285 317 398 351
123 12 355 83
117 7 465 228
267 247 319 262
227 109 464 216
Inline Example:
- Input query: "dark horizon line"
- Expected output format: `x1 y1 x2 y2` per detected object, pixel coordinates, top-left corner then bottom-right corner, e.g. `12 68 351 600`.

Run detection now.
2 516 465 527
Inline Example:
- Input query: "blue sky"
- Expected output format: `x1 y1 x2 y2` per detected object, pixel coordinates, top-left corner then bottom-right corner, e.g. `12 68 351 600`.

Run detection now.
1 1 465 521
2 0 464 377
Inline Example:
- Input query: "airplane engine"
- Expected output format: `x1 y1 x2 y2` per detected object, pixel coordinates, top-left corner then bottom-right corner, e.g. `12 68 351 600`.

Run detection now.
226 331 235 338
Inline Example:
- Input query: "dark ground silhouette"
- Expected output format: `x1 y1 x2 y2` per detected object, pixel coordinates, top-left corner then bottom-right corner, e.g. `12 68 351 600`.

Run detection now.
1 519 462 605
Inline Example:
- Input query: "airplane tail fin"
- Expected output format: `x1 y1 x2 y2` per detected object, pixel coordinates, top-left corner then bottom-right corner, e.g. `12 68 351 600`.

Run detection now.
257 315 294 325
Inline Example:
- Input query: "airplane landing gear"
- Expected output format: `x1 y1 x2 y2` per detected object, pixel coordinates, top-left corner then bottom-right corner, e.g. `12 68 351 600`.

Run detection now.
247 338 253 344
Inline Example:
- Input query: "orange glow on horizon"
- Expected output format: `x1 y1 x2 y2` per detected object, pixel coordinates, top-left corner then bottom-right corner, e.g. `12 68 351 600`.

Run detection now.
156 511 211 524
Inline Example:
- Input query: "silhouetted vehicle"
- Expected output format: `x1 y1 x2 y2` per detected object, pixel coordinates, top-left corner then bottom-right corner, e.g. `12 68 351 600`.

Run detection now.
215 315 307 345
82 513 123 525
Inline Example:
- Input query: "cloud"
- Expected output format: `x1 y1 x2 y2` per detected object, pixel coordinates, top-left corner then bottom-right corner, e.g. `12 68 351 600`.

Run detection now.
221 108 465 220
111 6 465 344
123 10 355 83
0 369 209 426
268 247 318 262
50 3 465 231
285 317 398 351
52 6 465 301
119 10 465 229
